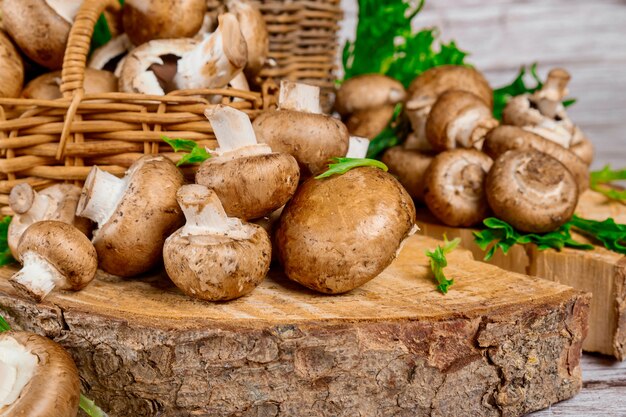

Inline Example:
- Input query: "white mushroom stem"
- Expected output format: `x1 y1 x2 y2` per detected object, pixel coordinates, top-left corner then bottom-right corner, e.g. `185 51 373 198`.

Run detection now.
10 252 63 301
45 0 80 24
346 136 370 159
447 108 498 149
177 185 249 239
278 80 322 114
10 184 51 218
205 105 271 158
76 167 128 228
0 337 38 408
536 68 570 102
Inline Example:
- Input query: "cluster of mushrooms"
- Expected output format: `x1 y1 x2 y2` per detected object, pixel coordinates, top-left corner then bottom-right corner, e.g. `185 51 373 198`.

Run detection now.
6 81 417 302
336 66 593 233
0 0 269 99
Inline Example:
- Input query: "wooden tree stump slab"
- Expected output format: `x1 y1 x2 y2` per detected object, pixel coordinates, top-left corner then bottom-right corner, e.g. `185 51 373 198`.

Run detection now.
419 190 626 359
0 235 589 417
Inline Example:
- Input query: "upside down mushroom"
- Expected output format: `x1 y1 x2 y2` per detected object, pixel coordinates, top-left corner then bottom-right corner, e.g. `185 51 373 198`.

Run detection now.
0 331 81 417
76 155 184 277
163 185 271 301
10 221 98 302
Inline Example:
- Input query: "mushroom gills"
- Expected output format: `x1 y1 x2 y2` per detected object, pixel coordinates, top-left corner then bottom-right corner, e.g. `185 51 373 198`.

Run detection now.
10 252 63 300
446 106 496 149
278 80 322 114
76 167 129 228
0 337 38 408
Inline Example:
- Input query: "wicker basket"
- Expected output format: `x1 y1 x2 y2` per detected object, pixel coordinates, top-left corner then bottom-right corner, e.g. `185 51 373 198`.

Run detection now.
0 0 342 213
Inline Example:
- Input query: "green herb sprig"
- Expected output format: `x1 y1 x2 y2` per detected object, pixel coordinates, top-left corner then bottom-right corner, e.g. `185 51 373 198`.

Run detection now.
569 215 626 254
425 236 461 294
163 137 211 166
90 0 125 53
315 157 388 179
0 216 15 267
590 165 626 202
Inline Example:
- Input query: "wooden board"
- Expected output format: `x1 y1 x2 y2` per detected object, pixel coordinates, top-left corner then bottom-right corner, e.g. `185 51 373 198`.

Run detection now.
419 190 626 359
0 235 589 417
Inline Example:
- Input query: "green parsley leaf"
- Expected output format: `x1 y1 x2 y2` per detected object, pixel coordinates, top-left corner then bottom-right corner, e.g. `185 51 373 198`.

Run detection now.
569 215 626 255
590 165 626 202
162 136 211 166
0 216 15 267
80 394 109 417
425 236 461 294
0 314 10 332
315 157 388 179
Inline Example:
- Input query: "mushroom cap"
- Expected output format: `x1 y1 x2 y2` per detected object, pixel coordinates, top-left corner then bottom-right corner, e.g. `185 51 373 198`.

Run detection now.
570 131 594 166
0 31 24 98
123 0 207 45
2 0 71 69
486 150 578 233
227 0 269 78
0 331 80 417
423 149 493 227
335 74 406 115
276 167 416 294
16 220 97 291
164 223 271 301
86 155 185 277
381 146 433 201
344 105 397 139
483 125 589 191
252 110 350 177
196 152 300 220
407 65 493 108
22 69 118 100
426 90 498 151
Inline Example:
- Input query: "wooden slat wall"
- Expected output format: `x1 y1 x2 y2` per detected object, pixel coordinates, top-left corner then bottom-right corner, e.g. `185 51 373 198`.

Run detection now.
339 0 626 169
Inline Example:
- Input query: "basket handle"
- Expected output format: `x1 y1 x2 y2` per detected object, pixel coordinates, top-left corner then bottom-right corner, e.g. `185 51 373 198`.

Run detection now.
57 0 121 160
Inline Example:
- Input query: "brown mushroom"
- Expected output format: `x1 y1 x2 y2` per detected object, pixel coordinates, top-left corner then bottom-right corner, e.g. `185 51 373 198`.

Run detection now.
7 183 92 258
426 90 499 151
196 105 300 220
122 0 207 45
335 74 406 139
483 125 589 191
486 150 578 233
253 81 350 177
0 331 80 416
381 146 434 201
570 133 594 166
163 184 271 301
10 221 98 302
226 0 269 79
22 69 118 100
76 155 184 277
0 31 24 98
276 167 417 294
423 149 493 227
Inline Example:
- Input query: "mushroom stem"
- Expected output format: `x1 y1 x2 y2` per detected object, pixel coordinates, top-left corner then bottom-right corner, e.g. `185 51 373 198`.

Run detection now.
278 80 322 114
537 68 570 102
205 105 271 156
178 185 246 238
346 136 370 159
76 167 127 228
9 184 50 217
10 252 62 301
0 337 38 407
447 108 498 149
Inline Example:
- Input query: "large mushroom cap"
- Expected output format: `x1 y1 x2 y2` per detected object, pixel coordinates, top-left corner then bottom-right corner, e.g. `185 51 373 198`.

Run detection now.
423 149 493 227
483 125 589 191
0 331 80 417
123 0 207 45
2 0 73 69
252 110 350 176
22 69 118 100
335 74 406 116
381 146 433 201
0 31 24 98
276 167 416 294
486 150 578 233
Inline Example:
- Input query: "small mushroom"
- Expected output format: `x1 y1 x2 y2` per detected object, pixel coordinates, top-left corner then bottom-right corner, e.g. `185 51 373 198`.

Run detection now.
76 155 185 277
7 183 92 258
22 69 118 100
426 90 499 151
196 105 300 220
0 331 80 416
10 221 98 301
253 81 350 177
226 0 269 79
483 125 589 191
119 13 247 95
276 167 417 294
163 184 271 301
334 74 406 139
423 149 493 227
0 31 24 98
1 0 81 69
122 0 207 46
381 146 434 201
486 150 578 233
405 65 493 144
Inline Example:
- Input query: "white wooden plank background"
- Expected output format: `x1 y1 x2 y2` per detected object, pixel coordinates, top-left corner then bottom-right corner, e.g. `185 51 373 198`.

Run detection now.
338 0 626 169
